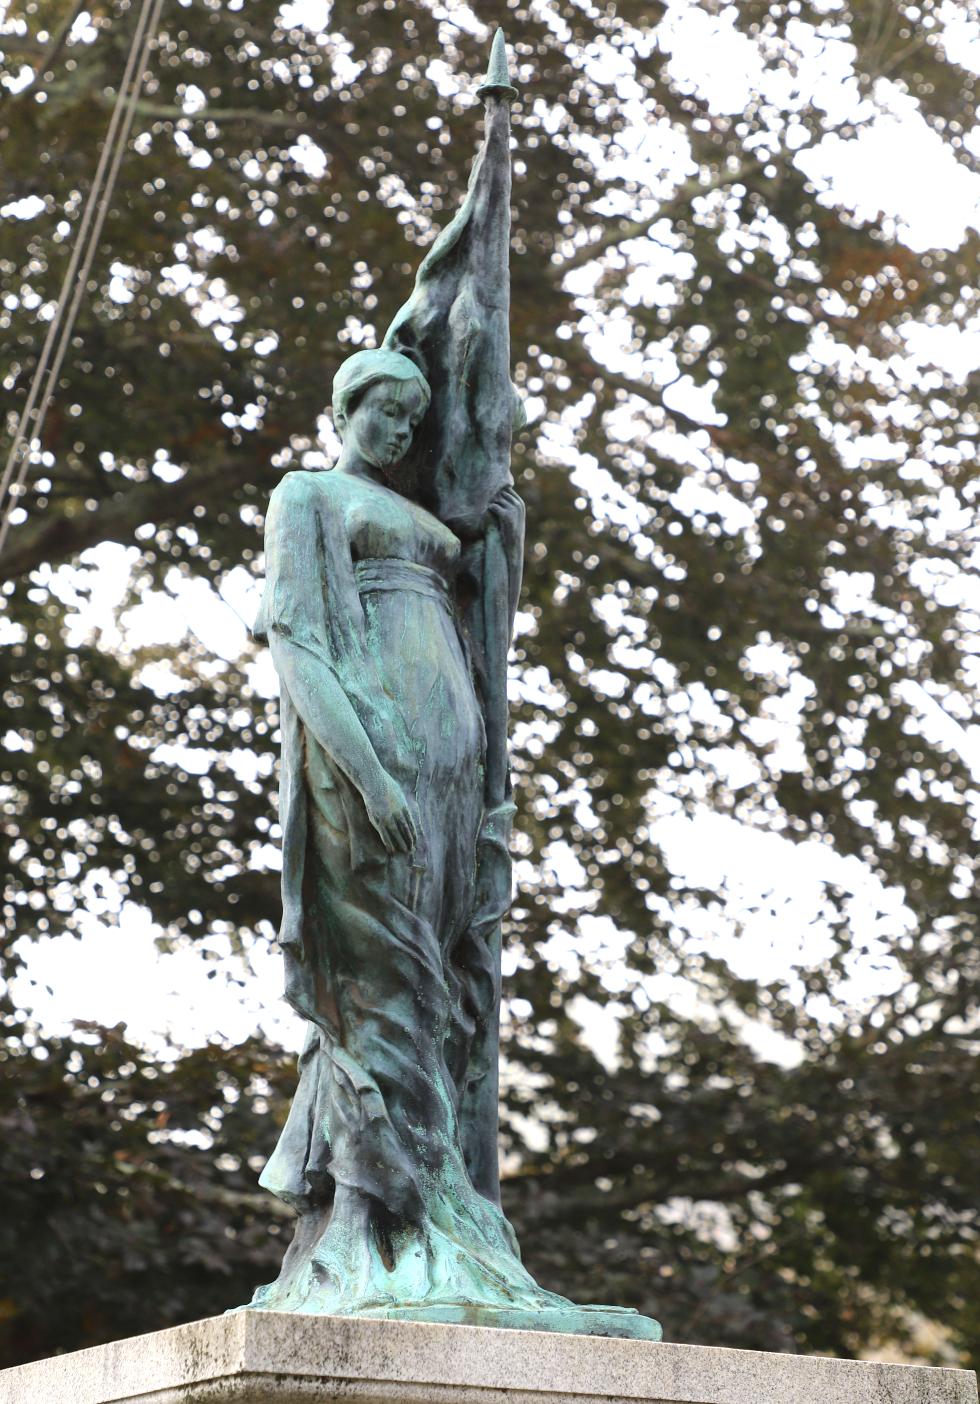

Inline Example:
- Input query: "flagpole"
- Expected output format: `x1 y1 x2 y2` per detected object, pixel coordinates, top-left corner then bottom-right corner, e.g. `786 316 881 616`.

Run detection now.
380 38 522 1201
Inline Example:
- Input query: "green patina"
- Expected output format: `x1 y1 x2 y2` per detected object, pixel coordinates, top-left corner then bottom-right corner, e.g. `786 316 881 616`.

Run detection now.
242 32 661 1343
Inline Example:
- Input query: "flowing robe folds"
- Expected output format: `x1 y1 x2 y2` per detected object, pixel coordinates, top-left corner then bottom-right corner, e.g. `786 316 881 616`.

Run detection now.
249 468 556 1314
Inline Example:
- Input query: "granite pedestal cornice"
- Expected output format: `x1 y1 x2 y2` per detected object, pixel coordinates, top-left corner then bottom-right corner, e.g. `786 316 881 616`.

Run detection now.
1 1310 976 1404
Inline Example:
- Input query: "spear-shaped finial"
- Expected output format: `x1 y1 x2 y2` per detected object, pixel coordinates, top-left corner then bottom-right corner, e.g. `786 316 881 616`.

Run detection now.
476 28 517 102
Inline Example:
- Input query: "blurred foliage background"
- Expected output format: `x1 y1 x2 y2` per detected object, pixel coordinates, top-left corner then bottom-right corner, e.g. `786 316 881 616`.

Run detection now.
1 0 979 1373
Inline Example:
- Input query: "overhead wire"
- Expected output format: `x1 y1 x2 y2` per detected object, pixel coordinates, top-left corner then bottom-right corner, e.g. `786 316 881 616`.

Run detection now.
0 0 167 560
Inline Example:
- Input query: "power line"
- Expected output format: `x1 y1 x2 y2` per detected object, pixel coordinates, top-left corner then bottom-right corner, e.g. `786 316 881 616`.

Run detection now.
0 0 167 561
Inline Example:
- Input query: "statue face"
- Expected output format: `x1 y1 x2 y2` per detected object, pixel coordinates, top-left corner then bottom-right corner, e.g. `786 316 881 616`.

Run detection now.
343 377 427 474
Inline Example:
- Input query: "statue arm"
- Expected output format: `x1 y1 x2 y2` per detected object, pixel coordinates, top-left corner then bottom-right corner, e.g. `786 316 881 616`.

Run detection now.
269 637 389 802
454 485 525 809
262 473 416 855
487 484 525 635
458 485 525 640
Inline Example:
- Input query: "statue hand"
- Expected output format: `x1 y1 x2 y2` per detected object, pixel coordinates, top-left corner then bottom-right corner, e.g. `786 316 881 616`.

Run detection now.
487 485 525 562
361 769 420 857
488 484 525 529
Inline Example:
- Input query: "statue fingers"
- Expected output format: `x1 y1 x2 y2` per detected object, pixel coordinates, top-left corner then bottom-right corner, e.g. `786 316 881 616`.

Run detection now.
378 810 408 855
370 811 401 854
489 488 525 536
493 485 524 512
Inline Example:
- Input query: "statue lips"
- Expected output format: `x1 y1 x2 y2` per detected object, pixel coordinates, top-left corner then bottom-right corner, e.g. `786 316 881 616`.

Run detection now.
382 428 408 457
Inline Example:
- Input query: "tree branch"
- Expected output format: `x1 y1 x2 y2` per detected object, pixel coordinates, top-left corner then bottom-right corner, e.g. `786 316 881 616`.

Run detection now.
507 1161 805 1231
1 462 242 580
132 100 309 130
31 0 88 84
549 158 766 282
573 355 725 441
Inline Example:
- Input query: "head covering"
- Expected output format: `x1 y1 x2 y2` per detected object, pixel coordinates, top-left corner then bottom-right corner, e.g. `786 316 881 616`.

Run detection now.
331 348 430 430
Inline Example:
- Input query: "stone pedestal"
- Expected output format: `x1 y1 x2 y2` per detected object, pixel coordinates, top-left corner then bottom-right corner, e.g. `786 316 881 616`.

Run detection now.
1 1310 976 1404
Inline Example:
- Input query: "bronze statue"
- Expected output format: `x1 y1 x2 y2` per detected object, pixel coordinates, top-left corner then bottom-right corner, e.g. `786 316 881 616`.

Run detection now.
245 32 661 1340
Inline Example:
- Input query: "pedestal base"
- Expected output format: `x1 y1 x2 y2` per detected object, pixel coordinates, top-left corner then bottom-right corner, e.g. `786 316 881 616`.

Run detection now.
355 1301 661 1339
1 1309 976 1404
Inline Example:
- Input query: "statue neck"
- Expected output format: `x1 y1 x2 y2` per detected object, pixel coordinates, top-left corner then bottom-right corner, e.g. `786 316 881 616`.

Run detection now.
334 444 386 485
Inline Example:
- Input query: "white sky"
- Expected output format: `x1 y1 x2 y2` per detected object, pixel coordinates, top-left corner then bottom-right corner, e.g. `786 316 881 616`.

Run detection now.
4 0 980 1061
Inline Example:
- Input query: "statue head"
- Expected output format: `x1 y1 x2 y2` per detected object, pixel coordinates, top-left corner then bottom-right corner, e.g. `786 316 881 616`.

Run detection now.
331 349 431 476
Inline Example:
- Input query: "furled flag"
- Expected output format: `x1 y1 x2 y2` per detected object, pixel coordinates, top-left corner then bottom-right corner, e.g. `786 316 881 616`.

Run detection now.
383 28 522 539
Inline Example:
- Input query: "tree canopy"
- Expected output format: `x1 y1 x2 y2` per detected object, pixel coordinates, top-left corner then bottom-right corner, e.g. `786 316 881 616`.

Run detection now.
1 0 978 1372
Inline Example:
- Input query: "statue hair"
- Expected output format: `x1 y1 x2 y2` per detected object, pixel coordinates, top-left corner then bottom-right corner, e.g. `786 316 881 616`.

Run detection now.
331 349 431 432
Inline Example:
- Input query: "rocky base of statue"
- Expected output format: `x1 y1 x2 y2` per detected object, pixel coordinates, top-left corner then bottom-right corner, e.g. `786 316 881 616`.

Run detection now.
232 1182 661 1341
354 1303 661 1339
245 1298 661 1342
2 1312 976 1404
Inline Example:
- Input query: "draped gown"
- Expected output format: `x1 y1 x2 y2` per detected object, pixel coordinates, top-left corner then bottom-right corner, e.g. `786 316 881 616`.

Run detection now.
249 465 570 1316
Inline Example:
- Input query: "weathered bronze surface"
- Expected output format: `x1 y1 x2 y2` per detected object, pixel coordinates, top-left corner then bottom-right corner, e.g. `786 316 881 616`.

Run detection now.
245 32 661 1341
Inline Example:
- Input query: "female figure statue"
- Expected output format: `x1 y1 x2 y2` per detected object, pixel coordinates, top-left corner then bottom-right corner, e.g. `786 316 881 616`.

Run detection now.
245 33 660 1339
249 347 550 1318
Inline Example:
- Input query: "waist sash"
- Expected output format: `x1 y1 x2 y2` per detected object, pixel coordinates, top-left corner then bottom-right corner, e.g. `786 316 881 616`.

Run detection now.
354 557 451 610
